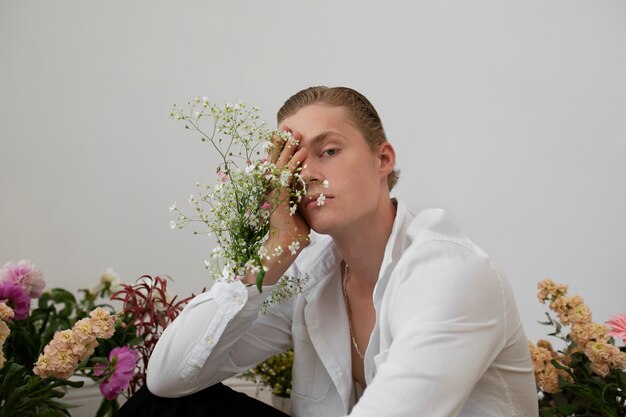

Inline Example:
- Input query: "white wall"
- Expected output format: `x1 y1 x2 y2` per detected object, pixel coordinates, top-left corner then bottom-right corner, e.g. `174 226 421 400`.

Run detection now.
1 0 625 344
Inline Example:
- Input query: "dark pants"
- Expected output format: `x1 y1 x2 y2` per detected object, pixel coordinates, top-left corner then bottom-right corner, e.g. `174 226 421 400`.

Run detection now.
115 383 290 417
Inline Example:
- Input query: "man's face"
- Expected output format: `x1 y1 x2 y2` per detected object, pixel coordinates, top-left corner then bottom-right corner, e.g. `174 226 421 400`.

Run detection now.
279 104 391 236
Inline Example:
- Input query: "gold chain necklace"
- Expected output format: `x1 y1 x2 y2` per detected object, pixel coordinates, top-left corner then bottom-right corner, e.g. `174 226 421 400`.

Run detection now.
342 262 366 360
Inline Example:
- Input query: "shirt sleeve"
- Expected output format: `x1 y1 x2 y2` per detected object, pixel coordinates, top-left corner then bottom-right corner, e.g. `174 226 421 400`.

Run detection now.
349 241 508 417
146 279 294 397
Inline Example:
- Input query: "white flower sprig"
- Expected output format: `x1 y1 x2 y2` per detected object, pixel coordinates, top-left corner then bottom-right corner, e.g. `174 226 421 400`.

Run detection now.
169 98 308 294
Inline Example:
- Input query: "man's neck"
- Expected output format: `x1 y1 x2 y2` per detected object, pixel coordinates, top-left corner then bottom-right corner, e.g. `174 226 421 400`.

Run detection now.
332 198 397 291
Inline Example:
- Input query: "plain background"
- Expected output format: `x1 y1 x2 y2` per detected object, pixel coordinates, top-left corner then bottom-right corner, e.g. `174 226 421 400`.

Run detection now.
1 0 625 345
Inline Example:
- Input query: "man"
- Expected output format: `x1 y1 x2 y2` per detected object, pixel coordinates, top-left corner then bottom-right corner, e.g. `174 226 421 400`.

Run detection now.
118 86 538 417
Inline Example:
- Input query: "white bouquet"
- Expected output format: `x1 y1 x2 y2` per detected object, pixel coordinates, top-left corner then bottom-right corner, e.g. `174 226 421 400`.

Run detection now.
169 98 309 301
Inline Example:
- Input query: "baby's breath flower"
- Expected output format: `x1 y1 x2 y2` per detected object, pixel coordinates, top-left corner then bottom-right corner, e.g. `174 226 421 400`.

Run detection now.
317 194 326 206
279 171 291 187
322 179 329 188
170 98 309 300
288 241 300 255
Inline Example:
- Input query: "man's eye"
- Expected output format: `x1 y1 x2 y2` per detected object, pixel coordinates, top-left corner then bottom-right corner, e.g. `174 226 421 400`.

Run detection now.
322 149 338 157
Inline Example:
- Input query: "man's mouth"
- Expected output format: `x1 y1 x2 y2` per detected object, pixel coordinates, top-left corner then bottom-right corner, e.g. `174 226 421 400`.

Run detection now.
304 194 333 209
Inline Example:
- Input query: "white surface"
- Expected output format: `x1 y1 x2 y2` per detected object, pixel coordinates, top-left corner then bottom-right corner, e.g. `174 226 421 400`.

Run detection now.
1 0 625 346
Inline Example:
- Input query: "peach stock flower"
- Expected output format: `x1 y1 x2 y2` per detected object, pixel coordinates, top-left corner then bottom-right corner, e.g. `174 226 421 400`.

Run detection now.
528 341 572 394
584 341 626 377
537 279 568 303
88 307 116 339
0 302 14 321
550 295 591 325
570 321 610 347
0 304 12 369
33 308 117 379
532 279 626 399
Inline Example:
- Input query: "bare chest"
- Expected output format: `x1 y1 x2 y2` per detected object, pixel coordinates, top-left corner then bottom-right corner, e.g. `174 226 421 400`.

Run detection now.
345 289 376 388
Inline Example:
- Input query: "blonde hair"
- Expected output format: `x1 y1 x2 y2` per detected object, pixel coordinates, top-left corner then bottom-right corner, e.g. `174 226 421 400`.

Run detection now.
277 86 400 190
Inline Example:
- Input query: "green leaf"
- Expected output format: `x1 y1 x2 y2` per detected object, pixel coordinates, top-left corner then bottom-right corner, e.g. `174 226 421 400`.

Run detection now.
539 408 558 417
256 267 265 293
126 336 144 347
95 398 112 417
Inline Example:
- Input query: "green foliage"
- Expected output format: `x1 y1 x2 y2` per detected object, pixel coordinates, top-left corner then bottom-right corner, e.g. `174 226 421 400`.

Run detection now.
536 315 626 416
0 362 82 417
0 286 138 417
539 352 626 417
242 350 294 398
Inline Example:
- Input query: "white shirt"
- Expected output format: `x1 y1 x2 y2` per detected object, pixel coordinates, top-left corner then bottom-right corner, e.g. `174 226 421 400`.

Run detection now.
147 201 539 417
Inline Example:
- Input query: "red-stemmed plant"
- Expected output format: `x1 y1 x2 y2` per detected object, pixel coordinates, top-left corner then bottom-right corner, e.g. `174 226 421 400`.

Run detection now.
111 275 201 395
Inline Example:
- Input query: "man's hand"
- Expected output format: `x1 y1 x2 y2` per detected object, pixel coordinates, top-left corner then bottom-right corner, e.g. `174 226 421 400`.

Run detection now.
242 129 310 287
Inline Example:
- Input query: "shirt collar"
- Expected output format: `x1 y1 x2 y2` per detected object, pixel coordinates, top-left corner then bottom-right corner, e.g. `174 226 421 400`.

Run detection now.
372 199 415 303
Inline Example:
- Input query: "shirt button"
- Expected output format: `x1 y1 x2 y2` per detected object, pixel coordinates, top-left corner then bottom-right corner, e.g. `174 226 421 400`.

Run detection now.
235 296 243 305
207 336 215 345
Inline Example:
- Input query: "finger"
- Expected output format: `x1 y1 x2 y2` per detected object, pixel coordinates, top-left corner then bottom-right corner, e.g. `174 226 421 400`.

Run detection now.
287 147 308 200
268 132 285 164
286 147 308 172
276 130 302 168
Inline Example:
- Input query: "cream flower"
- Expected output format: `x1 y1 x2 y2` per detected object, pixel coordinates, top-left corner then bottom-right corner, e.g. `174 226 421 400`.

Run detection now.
90 268 122 296
0 302 14 321
0 320 10 345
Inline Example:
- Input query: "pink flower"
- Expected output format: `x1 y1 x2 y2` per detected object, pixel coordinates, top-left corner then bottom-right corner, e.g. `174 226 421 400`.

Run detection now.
606 313 626 343
0 260 45 298
261 201 271 210
94 347 139 400
217 168 229 183
0 282 30 320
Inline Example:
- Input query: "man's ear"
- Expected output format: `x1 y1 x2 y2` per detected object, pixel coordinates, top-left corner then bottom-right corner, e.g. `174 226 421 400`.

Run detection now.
377 141 396 177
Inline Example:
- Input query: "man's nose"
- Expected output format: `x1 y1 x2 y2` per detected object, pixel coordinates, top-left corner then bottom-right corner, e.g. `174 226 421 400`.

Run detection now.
300 158 321 186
